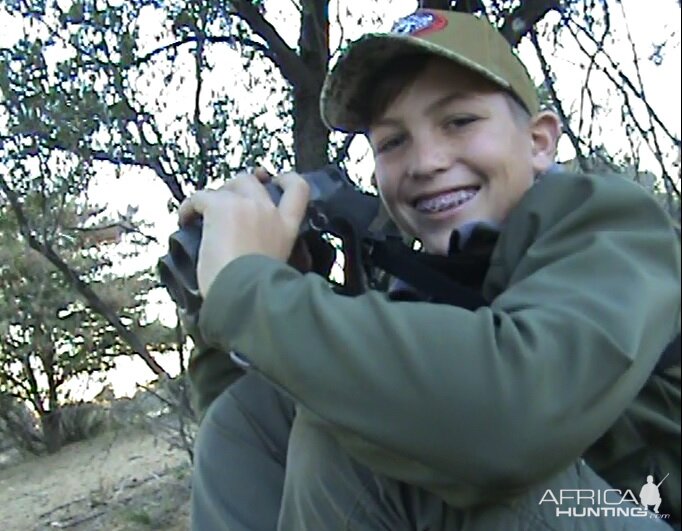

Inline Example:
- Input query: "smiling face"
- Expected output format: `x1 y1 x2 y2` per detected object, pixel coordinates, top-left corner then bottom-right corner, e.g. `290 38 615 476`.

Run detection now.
368 57 559 255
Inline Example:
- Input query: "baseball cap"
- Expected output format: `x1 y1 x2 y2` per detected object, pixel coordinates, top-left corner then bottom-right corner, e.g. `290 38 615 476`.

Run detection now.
320 9 540 133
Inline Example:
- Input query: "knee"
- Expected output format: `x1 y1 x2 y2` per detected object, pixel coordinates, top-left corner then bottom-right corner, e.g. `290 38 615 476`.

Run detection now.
195 373 295 464
194 386 232 461
281 414 379 520
191 377 294 531
284 415 339 493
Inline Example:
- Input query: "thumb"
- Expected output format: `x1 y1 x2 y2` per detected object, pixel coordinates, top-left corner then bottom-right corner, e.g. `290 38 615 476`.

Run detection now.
178 190 211 226
274 172 310 234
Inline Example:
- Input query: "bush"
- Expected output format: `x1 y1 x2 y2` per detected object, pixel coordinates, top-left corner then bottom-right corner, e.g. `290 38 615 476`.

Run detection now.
56 401 113 446
0 394 43 455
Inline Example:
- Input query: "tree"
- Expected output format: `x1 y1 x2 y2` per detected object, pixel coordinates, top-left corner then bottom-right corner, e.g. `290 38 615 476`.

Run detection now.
1 0 677 198
0 0 678 406
527 1 680 216
0 169 174 452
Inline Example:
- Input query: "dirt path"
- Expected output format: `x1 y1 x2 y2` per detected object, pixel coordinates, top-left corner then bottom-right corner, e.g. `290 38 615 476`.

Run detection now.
0 427 190 530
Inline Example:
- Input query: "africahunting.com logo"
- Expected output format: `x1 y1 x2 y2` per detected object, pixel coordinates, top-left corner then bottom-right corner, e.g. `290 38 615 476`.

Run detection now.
538 474 671 520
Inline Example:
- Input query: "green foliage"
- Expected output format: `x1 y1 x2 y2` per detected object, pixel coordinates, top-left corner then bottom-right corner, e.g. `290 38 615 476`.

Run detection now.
0 0 296 198
0 0 311 450
1 206 108 396
0 153 174 451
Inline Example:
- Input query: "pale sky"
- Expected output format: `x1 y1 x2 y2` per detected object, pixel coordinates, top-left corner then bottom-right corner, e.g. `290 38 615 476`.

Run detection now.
0 0 679 398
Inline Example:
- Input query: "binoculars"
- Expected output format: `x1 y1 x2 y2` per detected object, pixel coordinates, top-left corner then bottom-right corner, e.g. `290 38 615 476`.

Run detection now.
157 166 390 317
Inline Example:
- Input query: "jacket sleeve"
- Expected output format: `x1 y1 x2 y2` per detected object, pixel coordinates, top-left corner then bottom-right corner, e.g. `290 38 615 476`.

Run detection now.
184 314 244 419
198 172 681 507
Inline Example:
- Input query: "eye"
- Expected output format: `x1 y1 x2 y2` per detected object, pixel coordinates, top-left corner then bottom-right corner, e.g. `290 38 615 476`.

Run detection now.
443 116 478 130
375 133 406 154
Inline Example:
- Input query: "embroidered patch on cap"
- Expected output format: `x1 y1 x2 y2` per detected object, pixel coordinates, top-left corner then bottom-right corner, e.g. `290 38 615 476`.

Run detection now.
391 11 448 37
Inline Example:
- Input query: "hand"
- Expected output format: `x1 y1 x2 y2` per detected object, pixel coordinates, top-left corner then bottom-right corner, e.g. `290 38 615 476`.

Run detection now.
288 237 313 273
178 168 310 297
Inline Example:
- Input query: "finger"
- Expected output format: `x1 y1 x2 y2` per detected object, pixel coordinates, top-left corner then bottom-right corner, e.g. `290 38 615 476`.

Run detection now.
253 166 272 183
178 191 210 226
229 172 274 204
217 169 251 191
274 172 310 232
219 167 271 189
216 172 272 204
288 237 312 273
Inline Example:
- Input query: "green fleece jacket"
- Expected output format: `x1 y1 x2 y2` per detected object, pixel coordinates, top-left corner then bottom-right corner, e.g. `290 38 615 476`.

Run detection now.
190 172 681 514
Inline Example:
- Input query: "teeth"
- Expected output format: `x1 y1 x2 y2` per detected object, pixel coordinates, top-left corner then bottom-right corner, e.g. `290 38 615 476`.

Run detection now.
415 188 478 213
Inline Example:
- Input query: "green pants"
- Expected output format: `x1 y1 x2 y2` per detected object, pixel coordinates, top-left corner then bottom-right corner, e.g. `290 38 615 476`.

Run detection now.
191 373 672 530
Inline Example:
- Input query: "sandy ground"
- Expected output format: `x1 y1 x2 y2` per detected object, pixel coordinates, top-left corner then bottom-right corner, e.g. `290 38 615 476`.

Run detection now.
0 427 191 530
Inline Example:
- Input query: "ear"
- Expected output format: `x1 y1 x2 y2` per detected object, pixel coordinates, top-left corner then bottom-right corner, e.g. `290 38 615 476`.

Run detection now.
529 110 562 174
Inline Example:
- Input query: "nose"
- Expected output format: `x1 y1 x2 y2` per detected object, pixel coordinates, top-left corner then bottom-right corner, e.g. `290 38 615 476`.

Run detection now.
408 131 451 180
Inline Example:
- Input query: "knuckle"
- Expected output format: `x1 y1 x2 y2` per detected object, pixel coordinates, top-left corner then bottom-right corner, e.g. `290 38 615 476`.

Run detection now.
285 173 309 194
297 175 310 191
229 173 249 187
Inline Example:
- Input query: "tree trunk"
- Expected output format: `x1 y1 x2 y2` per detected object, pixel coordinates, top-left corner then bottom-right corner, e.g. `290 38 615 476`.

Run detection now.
293 0 330 172
42 361 63 453
41 409 63 454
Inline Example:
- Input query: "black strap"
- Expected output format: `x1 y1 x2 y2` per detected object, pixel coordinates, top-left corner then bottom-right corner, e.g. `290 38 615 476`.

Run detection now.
367 238 680 374
341 228 680 374
368 239 488 311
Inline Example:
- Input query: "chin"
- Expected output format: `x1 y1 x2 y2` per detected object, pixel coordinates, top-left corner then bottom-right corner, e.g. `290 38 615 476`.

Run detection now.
421 237 451 256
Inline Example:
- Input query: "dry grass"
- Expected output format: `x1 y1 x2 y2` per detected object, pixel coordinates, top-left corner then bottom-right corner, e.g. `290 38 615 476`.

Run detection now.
0 425 190 530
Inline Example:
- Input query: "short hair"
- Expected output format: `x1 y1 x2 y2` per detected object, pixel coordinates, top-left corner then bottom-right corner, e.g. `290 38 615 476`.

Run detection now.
356 52 531 131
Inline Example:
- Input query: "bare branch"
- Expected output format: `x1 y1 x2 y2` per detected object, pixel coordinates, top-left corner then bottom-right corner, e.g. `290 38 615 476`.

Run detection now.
174 307 186 375
609 70 679 196
22 355 45 415
135 35 270 66
499 0 563 46
529 28 589 171
576 3 610 152
226 0 311 89
5 132 186 204
571 21 680 148
193 13 208 190
418 0 562 46
564 21 680 197
64 221 158 245
617 0 678 205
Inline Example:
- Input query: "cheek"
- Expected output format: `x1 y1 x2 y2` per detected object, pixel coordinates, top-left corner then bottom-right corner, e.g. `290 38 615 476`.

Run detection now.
463 126 503 152
373 165 398 202
490 170 534 219
373 166 417 233
468 121 528 162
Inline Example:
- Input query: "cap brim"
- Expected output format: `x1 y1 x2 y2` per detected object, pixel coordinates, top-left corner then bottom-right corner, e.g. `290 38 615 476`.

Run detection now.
320 33 512 133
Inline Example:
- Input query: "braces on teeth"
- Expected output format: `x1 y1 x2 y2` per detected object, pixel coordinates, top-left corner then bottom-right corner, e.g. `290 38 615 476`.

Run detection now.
418 190 477 212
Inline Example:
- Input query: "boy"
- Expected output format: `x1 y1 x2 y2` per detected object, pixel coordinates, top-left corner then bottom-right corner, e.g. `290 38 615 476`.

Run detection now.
180 9 680 530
